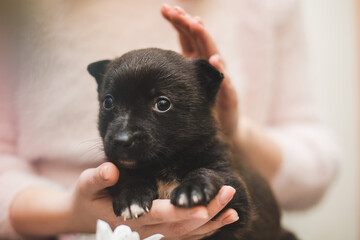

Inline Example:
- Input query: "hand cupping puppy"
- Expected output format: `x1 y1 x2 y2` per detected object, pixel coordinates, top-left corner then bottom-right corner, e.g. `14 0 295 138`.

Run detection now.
68 162 238 240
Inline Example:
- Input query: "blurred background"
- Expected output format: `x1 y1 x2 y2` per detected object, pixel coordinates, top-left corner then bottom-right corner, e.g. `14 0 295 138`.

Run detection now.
282 0 359 239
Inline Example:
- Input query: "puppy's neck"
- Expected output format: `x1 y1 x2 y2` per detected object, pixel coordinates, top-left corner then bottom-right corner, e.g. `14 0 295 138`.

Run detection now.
167 133 230 171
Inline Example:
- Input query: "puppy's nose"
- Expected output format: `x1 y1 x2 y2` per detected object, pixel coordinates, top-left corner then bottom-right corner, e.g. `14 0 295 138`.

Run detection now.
114 131 133 148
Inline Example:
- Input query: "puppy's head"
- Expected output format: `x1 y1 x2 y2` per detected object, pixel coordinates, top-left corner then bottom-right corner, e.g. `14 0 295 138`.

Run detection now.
88 48 223 168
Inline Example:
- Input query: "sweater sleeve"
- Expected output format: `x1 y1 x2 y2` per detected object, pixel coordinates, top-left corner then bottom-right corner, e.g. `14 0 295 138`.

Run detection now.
266 0 340 210
0 57 58 239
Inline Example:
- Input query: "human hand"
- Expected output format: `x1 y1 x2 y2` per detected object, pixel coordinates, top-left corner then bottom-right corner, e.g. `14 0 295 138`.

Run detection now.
161 4 239 138
69 162 238 239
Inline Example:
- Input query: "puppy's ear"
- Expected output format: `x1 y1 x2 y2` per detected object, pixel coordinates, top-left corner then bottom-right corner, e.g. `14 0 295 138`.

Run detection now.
194 59 224 101
87 60 111 86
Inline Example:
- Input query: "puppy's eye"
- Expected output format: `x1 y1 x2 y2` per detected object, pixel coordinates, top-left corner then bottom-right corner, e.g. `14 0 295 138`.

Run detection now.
103 95 114 110
154 96 171 113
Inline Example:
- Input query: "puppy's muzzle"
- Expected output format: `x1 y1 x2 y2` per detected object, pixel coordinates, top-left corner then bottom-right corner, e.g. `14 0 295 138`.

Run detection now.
114 130 135 149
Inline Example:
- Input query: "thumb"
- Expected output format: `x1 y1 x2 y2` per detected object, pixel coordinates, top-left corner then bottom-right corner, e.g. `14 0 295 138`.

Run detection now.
209 54 225 73
77 162 119 196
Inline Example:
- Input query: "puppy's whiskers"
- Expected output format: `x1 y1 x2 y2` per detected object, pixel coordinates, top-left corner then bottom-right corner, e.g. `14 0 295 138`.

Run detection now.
78 138 105 162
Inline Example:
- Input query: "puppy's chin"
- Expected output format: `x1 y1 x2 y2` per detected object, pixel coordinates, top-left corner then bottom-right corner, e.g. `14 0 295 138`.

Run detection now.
116 158 138 169
105 144 159 169
108 153 140 169
108 153 149 169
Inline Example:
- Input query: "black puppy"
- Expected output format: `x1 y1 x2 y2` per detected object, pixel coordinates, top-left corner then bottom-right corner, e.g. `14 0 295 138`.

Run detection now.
88 48 297 240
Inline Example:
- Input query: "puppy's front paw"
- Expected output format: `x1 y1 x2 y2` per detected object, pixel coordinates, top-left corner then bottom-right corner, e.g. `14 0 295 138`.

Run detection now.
170 180 221 207
117 203 149 220
112 187 156 220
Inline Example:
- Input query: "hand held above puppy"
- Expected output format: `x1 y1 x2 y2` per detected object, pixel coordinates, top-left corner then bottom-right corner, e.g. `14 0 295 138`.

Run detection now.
161 4 239 140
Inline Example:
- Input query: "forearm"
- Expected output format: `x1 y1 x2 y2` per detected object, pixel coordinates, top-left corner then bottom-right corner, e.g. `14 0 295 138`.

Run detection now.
9 186 76 238
232 118 282 181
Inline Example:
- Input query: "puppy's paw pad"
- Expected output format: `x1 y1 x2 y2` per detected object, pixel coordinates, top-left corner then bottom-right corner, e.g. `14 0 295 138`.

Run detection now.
190 190 202 204
112 186 156 219
170 181 219 207
177 193 189 206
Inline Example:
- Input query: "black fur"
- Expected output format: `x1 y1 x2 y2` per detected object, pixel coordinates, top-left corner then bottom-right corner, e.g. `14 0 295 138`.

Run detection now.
88 48 297 240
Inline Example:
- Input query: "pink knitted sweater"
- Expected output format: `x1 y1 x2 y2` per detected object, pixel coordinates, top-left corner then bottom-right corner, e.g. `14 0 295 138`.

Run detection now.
0 0 339 238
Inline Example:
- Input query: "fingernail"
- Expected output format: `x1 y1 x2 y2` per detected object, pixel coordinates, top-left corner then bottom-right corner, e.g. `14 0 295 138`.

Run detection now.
100 166 109 180
190 208 208 219
222 212 239 225
174 6 185 14
194 16 204 25
162 3 171 12
219 186 235 205
213 54 220 61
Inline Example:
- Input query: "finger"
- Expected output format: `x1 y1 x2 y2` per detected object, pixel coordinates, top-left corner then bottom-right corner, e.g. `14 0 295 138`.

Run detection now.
148 185 235 224
139 186 236 238
162 4 210 58
162 4 219 60
77 162 119 196
209 54 237 103
133 201 208 238
161 5 196 57
171 21 196 57
160 3 173 21
188 17 218 59
204 186 236 218
209 54 225 73
168 7 205 58
166 186 236 236
176 24 196 57
139 199 209 224
173 12 217 59
169 7 205 57
184 208 239 238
